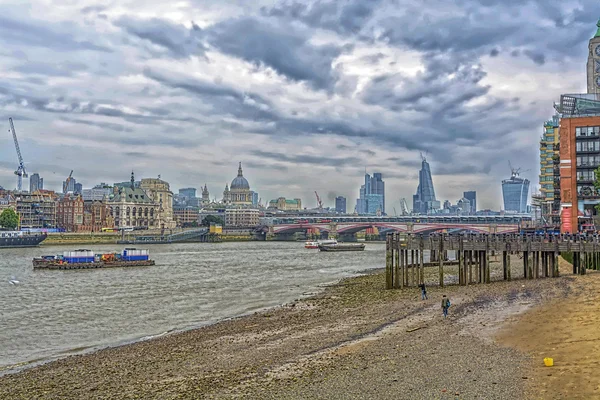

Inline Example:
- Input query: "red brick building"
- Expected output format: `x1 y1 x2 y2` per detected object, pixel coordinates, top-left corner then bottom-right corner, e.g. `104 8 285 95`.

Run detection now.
559 115 600 233
56 195 84 231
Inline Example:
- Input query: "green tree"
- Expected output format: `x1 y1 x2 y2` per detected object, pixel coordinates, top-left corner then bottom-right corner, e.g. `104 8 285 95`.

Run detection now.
595 167 600 214
202 215 223 227
0 208 19 230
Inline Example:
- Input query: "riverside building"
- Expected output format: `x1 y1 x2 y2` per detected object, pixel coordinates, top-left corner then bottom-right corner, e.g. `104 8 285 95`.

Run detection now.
555 19 600 233
412 157 440 214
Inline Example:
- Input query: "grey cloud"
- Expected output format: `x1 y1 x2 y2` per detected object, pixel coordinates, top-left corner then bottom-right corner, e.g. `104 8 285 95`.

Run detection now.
523 49 546 65
15 61 88 77
207 17 345 90
251 150 361 167
61 117 134 133
114 16 206 58
0 16 110 52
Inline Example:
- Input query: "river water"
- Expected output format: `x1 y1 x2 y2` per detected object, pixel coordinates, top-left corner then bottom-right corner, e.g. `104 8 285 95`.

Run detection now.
0 241 385 370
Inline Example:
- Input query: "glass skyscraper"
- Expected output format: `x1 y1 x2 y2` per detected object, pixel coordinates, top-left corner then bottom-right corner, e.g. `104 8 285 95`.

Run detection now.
413 158 440 214
355 172 385 215
335 196 346 214
502 173 530 213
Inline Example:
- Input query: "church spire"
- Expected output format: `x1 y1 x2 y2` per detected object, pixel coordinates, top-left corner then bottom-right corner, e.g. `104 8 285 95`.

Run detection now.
130 171 135 189
595 18 600 38
238 162 243 177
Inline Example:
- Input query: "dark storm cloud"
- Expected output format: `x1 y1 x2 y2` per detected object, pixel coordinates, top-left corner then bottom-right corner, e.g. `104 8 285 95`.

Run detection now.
0 15 110 52
261 0 382 35
206 16 347 90
115 16 206 58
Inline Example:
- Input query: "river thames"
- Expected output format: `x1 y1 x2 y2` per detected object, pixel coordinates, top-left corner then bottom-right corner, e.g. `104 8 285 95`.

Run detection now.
0 241 385 371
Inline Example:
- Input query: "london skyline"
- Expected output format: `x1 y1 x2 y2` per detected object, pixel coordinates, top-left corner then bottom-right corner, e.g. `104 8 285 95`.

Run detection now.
0 1 598 210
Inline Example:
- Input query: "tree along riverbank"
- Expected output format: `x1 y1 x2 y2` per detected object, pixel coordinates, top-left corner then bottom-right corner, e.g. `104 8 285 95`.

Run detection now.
0 257 583 399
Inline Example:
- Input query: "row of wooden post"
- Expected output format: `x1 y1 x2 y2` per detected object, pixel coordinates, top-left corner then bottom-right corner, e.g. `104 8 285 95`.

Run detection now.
386 234 561 290
572 251 600 275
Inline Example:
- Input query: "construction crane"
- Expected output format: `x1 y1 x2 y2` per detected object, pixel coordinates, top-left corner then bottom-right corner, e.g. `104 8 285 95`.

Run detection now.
8 118 28 191
399 198 409 215
314 191 323 210
63 170 74 193
508 160 530 178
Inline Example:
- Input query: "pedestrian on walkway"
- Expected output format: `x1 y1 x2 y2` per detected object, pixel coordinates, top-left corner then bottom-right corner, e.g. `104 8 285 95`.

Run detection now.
441 295 451 318
419 282 427 300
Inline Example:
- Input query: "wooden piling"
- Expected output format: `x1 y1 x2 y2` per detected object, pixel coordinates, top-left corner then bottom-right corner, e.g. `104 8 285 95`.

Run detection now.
439 237 444 288
468 251 473 284
419 241 425 285
411 249 416 287
386 234 392 289
394 234 400 289
507 251 511 281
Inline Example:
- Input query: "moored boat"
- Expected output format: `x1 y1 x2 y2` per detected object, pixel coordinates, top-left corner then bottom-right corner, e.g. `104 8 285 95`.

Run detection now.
305 239 337 249
0 231 47 248
318 243 365 252
33 248 155 270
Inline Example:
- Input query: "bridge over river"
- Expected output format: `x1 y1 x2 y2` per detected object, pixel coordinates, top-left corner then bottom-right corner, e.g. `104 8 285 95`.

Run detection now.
257 215 532 240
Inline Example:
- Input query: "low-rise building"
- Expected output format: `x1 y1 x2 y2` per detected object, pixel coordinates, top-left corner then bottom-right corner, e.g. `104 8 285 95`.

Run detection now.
15 191 57 229
267 197 302 211
56 195 84 232
225 208 260 227
83 200 114 232
108 173 159 229
174 205 200 226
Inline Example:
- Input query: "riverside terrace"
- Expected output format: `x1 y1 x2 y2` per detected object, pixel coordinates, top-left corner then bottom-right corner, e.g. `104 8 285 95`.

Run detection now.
385 233 600 290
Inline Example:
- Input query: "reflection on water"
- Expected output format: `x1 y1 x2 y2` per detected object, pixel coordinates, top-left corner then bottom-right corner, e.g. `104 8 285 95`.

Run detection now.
0 241 385 369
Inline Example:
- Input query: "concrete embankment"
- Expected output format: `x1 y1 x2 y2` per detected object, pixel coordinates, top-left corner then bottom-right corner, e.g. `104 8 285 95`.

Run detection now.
0 256 585 399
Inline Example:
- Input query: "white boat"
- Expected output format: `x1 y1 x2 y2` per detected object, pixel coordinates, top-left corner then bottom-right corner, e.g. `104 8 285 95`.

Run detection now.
305 239 337 249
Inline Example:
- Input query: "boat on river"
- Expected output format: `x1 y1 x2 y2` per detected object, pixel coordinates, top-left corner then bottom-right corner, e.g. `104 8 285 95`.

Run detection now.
305 239 338 249
318 243 365 252
0 231 47 248
33 248 155 270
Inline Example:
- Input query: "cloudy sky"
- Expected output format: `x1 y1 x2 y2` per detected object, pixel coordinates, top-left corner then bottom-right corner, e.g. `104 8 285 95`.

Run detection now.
0 0 598 211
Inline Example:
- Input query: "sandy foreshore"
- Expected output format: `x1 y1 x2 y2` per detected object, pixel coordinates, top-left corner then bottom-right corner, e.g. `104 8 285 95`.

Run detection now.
0 256 593 399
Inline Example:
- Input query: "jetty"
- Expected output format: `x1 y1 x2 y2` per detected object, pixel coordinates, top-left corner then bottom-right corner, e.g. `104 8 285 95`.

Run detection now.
384 233 599 289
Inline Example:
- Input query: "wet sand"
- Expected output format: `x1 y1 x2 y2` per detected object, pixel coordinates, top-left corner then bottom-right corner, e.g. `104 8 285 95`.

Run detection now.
0 256 584 399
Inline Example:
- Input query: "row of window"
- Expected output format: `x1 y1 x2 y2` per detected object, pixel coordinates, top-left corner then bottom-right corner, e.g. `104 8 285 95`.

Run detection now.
576 126 600 137
576 141 600 152
577 155 600 167
577 170 597 181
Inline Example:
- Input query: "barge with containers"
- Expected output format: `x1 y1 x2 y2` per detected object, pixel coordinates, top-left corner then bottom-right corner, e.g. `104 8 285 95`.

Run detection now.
33 248 155 270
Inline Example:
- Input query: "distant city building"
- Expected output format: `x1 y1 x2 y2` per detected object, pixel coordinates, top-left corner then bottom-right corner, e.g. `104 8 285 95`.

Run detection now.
225 208 260 227
250 191 259 206
463 191 477 214
201 184 210 206
173 205 200 226
502 171 530 213
443 200 451 210
109 173 159 229
267 197 302 211
74 183 83 195
140 177 176 229
223 163 253 206
456 198 472 215
413 157 440 214
29 173 43 193
179 188 196 199
82 187 112 201
356 172 385 215
335 196 347 214
63 177 77 194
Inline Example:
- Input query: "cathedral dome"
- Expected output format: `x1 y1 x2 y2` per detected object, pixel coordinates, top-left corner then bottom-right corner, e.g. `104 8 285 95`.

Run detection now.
231 162 250 190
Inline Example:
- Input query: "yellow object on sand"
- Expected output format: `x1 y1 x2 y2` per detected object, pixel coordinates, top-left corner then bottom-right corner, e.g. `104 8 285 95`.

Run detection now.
544 357 554 367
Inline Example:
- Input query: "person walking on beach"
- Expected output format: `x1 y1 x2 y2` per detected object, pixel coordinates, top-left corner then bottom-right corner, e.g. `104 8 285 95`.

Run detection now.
441 295 450 318
419 282 427 300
